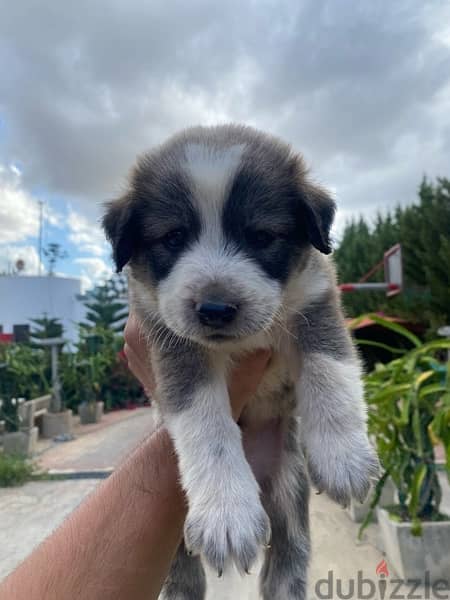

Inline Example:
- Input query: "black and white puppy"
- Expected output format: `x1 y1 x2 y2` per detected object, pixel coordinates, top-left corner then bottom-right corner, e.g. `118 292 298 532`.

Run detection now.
103 124 379 599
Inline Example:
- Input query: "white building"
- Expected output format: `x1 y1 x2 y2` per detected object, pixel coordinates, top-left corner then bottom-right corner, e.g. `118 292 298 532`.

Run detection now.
0 275 85 343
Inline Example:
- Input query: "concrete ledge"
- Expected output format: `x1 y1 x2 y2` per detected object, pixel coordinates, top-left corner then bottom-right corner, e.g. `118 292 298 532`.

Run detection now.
2 427 39 457
377 507 450 581
46 467 114 480
41 410 73 439
347 478 396 523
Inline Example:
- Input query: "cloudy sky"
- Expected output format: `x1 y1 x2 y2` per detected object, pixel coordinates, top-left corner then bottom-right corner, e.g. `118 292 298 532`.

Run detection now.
1 0 449 288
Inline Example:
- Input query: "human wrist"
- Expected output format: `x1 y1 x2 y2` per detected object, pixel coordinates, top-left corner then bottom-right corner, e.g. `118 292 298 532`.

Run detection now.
124 427 186 514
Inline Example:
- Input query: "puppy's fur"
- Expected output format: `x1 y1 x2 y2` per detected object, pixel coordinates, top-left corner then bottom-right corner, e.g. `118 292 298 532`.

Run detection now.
103 125 379 599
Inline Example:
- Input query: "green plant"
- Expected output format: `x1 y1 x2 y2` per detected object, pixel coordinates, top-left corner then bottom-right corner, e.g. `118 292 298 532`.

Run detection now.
0 344 50 424
0 397 25 433
0 453 35 487
60 325 142 412
358 315 450 536
30 314 64 340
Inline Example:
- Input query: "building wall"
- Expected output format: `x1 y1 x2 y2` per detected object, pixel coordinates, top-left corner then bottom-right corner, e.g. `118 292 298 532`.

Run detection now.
0 275 85 343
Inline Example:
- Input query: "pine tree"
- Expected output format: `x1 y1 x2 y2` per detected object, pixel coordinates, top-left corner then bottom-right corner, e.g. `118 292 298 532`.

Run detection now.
407 178 450 324
81 276 128 332
30 314 64 339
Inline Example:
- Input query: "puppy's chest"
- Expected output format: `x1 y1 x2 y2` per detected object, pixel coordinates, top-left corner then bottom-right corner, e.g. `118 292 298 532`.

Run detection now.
240 353 297 426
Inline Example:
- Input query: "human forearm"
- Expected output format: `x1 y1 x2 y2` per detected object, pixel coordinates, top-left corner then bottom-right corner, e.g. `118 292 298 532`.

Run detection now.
1 428 186 600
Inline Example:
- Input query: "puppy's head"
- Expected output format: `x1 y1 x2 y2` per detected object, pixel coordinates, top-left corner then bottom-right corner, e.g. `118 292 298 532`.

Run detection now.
103 125 335 347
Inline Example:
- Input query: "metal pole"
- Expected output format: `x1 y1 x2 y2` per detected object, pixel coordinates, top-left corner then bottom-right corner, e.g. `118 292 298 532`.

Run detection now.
51 343 62 413
38 200 44 275
339 283 400 293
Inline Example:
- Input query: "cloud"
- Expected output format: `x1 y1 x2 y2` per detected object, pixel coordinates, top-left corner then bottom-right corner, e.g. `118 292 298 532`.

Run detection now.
67 209 108 257
0 245 43 275
73 256 113 291
0 0 449 233
0 165 40 243
0 164 62 245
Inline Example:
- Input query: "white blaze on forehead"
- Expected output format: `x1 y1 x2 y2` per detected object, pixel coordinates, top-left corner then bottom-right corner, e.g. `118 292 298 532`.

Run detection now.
184 143 245 213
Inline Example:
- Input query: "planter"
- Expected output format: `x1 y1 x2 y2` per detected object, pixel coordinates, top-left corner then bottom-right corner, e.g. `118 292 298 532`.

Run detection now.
347 477 396 523
79 401 104 425
41 409 73 439
2 427 39 457
377 507 450 582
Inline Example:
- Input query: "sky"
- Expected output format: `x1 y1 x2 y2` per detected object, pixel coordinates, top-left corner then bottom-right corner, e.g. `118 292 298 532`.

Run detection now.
1 0 449 289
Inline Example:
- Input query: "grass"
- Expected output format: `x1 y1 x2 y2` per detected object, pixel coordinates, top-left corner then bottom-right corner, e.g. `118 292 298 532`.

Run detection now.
0 452 35 487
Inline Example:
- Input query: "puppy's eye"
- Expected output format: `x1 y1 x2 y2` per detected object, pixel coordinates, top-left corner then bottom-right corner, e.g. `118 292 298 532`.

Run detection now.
162 229 186 250
245 229 276 249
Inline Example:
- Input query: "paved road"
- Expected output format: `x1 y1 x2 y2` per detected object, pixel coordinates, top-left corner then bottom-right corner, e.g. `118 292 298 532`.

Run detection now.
0 479 386 599
2 409 449 598
4 480 448 599
36 407 156 471
0 480 98 581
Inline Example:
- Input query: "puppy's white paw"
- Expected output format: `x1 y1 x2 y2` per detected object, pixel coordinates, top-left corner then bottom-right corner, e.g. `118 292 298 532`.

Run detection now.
306 430 380 507
184 487 270 575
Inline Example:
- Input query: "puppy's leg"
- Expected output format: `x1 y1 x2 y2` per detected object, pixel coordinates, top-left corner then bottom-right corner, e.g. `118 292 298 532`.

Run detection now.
153 340 270 575
161 542 206 600
295 292 379 507
260 418 310 600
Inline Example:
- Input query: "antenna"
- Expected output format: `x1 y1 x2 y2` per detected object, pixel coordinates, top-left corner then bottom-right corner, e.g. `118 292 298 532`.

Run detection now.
38 200 44 275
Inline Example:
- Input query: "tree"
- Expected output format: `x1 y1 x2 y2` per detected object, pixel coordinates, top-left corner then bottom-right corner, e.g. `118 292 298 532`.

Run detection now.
43 243 68 275
81 276 128 332
333 177 450 327
30 314 64 340
398 178 450 325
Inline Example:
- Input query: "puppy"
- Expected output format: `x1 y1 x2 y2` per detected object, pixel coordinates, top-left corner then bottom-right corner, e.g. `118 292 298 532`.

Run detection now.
103 124 379 599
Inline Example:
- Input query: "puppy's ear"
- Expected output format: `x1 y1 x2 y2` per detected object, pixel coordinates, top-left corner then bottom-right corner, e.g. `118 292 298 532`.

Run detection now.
102 195 138 272
300 182 336 255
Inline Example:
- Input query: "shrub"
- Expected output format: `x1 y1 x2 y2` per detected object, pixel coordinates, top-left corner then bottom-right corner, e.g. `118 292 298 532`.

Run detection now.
60 326 143 412
0 397 26 433
0 343 50 401
0 453 35 487
358 315 450 536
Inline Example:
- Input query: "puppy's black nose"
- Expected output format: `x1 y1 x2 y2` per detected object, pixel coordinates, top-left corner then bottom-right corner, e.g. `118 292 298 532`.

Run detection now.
196 301 238 328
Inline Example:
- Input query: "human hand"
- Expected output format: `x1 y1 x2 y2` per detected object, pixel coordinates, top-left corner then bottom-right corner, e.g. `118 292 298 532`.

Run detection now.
123 313 271 421
124 314 279 483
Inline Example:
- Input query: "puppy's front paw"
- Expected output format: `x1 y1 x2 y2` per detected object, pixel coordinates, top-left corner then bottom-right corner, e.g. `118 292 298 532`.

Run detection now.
184 488 270 575
306 430 380 507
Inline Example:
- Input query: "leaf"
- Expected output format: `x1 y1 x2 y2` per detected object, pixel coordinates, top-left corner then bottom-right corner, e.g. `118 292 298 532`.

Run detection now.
412 340 450 357
412 408 424 457
411 517 423 536
369 383 412 403
366 314 422 348
419 384 448 400
356 339 407 355
408 464 427 522
399 394 411 425
413 370 434 391
358 471 390 539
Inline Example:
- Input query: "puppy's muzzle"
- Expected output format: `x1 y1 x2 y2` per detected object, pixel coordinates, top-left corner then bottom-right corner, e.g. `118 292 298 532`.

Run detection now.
195 301 238 329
